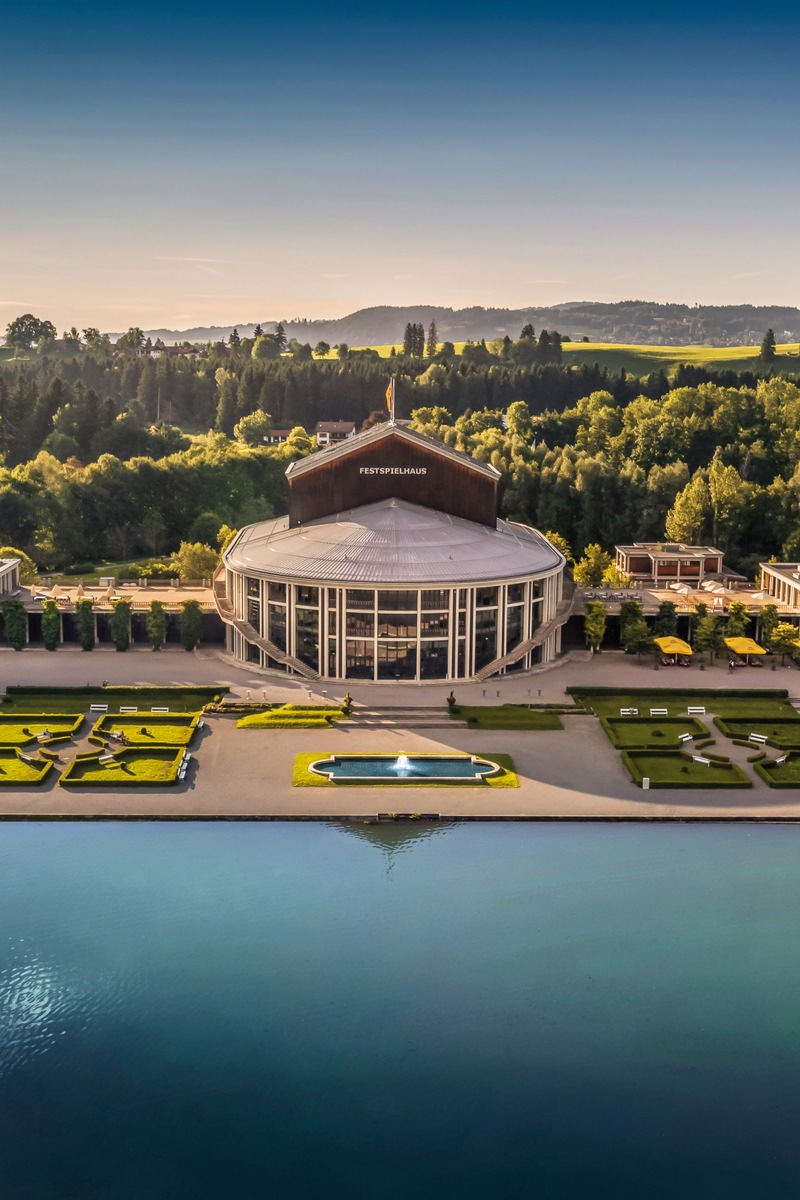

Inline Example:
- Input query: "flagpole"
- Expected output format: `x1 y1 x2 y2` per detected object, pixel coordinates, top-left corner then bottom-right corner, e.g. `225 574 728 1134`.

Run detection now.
390 377 396 425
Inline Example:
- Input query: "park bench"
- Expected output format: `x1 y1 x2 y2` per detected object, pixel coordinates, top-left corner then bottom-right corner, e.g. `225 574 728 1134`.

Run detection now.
775 754 788 764
98 753 115 765
119 707 138 714
151 707 169 713
692 755 711 765
687 706 706 715
748 733 768 744
90 704 108 713
620 707 639 716
19 753 34 763
678 733 693 743
650 708 668 717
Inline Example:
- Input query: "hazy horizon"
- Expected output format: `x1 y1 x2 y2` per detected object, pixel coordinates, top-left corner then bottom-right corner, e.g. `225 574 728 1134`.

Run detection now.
3 0 800 332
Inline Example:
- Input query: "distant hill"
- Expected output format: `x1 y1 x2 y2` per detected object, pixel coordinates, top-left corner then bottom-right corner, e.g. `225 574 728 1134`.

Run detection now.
112 301 800 348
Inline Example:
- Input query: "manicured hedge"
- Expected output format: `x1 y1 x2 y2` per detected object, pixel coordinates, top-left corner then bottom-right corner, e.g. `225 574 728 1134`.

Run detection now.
3 686 224 714
92 712 200 746
60 747 185 787
600 716 708 749
450 706 563 730
714 716 800 750
0 749 53 786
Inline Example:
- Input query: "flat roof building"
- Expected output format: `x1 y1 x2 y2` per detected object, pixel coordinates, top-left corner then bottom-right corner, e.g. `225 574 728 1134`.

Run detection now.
615 542 726 585
215 422 566 681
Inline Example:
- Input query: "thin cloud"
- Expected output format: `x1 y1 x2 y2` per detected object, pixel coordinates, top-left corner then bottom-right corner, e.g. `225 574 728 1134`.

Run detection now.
526 279 567 285
731 270 764 280
151 256 236 265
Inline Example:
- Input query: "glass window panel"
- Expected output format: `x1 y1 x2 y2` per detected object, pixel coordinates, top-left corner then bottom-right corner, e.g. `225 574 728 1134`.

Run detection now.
419 640 448 680
458 589 467 607
346 640 374 679
295 608 319 670
346 612 374 637
506 605 523 651
346 589 374 610
475 586 498 608
377 590 417 611
507 583 524 604
247 577 260 597
457 612 466 636
247 599 260 628
269 605 286 651
377 640 417 679
421 613 449 638
296 585 318 606
328 610 337 635
474 609 497 669
421 589 448 610
268 581 286 602
457 640 466 677
377 613 417 638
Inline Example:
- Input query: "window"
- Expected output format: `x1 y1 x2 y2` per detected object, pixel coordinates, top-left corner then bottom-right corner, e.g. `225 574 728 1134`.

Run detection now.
296 585 318 606
474 609 497 670
247 600 260 629
346 589 374 611
507 582 524 604
346 640 374 679
421 589 448 610
346 612 374 638
506 605 523 651
377 590 417 611
421 613 449 638
295 608 319 670
247 577 260 597
475 586 498 608
419 640 448 679
377 640 416 680
268 581 286 602
269 606 286 651
378 613 417 638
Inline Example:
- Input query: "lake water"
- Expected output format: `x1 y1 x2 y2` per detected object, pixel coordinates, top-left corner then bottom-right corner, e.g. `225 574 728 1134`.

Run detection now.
1 821 798 1199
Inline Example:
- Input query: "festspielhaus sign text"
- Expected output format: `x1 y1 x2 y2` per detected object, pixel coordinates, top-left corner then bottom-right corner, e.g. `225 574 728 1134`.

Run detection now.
359 467 427 475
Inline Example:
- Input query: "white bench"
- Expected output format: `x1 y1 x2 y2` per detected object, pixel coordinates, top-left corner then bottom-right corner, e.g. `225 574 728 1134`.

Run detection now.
90 704 108 713
692 755 711 765
119 707 138 714
19 753 34 764
687 706 706 716
196 718 205 728
620 708 639 716
98 753 115 765
650 708 668 717
678 733 693 743
775 754 788 764
748 733 768 744
151 707 169 713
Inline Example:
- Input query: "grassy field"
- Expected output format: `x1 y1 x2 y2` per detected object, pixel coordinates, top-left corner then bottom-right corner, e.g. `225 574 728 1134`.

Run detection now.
60 747 185 787
0 749 53 785
621 750 751 788
450 705 563 730
0 714 84 744
570 688 795 720
600 716 709 749
238 704 347 729
3 686 224 713
93 712 200 746
713 717 800 750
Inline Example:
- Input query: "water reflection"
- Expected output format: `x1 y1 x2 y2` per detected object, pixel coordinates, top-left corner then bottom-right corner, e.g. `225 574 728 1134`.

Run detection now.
328 819 457 874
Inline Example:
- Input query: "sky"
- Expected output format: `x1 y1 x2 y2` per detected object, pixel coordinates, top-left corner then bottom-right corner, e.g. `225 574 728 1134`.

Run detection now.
3 0 800 332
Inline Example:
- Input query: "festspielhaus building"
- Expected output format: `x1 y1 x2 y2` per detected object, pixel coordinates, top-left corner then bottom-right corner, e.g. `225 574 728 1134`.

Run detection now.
214 422 565 682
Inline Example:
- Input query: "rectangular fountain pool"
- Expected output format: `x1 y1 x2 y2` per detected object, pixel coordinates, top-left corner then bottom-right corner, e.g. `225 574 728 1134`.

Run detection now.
311 754 500 781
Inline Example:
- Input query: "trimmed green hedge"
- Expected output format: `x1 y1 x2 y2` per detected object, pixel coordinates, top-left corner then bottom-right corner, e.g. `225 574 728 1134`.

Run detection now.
0 749 53 785
0 714 83 745
600 716 708 750
238 705 346 729
3 686 225 714
92 712 200 746
450 705 563 730
753 756 800 787
714 716 800 750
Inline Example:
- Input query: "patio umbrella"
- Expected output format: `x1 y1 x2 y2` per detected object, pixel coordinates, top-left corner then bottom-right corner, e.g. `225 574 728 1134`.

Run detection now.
724 637 766 657
654 636 693 656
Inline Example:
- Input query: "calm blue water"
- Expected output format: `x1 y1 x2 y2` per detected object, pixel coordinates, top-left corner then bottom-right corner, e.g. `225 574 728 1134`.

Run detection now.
1 822 799 1200
320 754 495 779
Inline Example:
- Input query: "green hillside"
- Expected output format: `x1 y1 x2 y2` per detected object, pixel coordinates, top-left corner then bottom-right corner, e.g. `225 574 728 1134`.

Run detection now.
560 341 800 376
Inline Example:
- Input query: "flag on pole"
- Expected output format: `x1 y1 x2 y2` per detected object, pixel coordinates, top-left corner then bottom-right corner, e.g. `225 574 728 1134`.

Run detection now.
385 377 395 422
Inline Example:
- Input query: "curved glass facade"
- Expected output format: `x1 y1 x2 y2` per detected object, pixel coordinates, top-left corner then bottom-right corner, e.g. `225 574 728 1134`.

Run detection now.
223 569 563 681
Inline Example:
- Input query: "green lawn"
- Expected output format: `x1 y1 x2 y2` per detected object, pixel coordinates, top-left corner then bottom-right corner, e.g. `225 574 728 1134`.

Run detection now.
451 705 563 730
621 750 751 789
601 716 708 749
238 704 347 729
0 714 83 745
753 755 800 787
293 752 518 788
3 686 224 713
93 712 200 746
570 688 795 720
561 341 800 377
714 717 800 750
60 747 185 787
0 749 53 785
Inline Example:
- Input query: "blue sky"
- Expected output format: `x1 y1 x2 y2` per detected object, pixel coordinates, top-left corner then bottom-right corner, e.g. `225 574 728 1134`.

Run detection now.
3 1 800 331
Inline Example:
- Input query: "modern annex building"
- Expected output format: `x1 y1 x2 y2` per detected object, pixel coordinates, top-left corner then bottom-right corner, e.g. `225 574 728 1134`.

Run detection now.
214 423 566 681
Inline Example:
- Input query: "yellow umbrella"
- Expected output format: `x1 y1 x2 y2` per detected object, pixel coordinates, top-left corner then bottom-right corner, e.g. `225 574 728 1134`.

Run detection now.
724 637 766 656
654 636 693 656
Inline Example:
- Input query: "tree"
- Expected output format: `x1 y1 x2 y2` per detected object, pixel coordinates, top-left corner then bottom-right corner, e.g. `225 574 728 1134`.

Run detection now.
770 621 798 664
217 524 237 554
601 564 633 587
622 615 654 658
544 531 573 563
228 328 241 349
5 313 56 349
146 600 167 651
693 613 723 662
619 598 643 642
233 410 273 446
75 599 95 651
337 343 349 360
179 599 203 651
41 599 59 650
654 600 678 637
274 322 287 351
0 546 37 584
253 324 263 338
762 603 779 646
116 327 145 353
109 599 131 651
169 541 219 582
425 320 438 358
725 600 749 638
314 341 330 358
251 334 280 360
665 473 712 544
573 544 613 586
584 600 607 651
760 329 777 363
519 323 535 340
2 599 27 650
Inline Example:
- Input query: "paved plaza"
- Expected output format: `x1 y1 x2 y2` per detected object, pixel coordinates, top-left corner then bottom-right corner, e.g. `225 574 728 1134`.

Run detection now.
1 645 800 820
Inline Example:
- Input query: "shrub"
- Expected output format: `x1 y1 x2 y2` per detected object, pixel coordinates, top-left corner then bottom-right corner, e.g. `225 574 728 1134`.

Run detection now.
41 600 60 651
2 600 27 651
179 600 203 651
146 600 167 651
109 599 131 651
75 599 95 651
0 546 38 584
